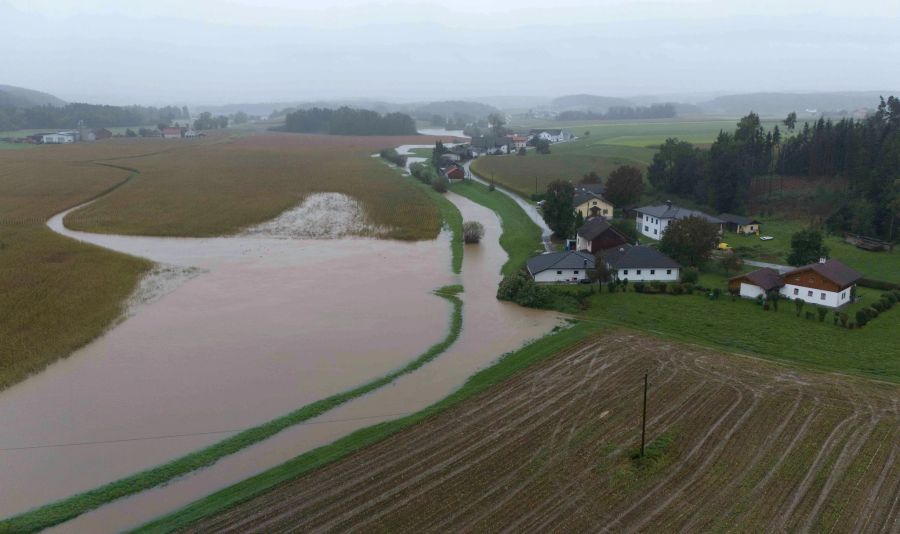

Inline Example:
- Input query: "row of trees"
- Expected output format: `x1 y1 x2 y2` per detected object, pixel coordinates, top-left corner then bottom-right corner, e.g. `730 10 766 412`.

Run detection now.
193 112 229 130
557 104 676 122
283 107 417 135
0 103 190 131
647 97 900 240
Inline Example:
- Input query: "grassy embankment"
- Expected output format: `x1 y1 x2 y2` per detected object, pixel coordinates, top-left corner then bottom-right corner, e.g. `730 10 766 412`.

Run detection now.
0 285 466 533
131 321 593 533
0 153 153 390
449 179 542 275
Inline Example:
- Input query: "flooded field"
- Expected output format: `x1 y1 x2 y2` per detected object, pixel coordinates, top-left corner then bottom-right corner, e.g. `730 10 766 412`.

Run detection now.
3 189 561 531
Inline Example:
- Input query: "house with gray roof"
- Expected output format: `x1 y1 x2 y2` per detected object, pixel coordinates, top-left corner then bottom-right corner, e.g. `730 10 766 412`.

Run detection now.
635 200 724 240
526 250 595 283
602 244 680 282
780 258 862 308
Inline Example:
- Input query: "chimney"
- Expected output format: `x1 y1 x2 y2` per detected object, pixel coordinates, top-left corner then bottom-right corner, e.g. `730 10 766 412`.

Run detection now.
665 200 672 209
819 256 828 264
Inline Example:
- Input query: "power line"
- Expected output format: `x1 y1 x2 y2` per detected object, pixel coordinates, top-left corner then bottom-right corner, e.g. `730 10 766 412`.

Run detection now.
0 411 413 452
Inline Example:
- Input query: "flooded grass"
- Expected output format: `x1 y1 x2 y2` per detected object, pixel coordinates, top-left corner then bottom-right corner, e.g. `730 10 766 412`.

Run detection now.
0 285 464 533
130 323 594 534
450 179 543 275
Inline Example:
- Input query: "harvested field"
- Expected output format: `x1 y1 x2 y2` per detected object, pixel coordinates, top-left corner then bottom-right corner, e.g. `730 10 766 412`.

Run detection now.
181 332 900 533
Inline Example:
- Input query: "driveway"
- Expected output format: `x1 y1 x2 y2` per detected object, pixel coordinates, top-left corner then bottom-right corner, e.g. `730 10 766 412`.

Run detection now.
743 259 792 274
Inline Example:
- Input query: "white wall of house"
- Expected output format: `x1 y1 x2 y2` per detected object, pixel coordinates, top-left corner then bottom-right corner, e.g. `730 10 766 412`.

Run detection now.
576 235 590 252
533 268 588 283
739 283 766 300
780 283 852 308
42 134 74 144
636 213 669 240
612 266 679 282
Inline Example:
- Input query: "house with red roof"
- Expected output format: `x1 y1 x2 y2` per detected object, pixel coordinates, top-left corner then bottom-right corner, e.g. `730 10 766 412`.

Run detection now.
730 258 862 308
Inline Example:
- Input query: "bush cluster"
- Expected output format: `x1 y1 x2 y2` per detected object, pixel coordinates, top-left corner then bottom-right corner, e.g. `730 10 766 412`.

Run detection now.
379 148 407 168
497 270 551 308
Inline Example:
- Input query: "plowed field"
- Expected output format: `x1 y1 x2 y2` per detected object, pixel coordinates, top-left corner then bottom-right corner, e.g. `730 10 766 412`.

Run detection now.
182 332 900 533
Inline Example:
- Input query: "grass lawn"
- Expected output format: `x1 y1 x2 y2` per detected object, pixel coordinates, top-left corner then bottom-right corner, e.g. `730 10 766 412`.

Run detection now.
729 217 900 284
449 179 543 275
551 285 900 382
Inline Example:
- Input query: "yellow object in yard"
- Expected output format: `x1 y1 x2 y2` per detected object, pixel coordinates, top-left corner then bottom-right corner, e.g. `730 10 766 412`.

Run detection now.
718 242 732 250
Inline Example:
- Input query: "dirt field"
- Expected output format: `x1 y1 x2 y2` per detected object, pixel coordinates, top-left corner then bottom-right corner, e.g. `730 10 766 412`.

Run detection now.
182 332 900 533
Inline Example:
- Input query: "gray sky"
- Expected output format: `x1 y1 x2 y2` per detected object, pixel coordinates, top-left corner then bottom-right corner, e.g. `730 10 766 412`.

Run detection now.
3 0 899 105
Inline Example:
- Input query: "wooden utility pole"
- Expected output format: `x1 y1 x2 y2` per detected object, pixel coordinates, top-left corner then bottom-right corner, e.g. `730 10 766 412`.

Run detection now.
640 371 649 457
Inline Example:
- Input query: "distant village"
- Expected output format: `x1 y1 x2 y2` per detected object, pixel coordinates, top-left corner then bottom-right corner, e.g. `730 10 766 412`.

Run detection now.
5 124 203 145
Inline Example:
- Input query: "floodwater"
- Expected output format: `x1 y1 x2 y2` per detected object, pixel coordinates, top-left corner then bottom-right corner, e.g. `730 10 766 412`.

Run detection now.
3 191 561 531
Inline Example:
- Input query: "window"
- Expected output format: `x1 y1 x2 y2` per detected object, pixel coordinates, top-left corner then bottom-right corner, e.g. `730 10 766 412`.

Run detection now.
644 225 649 231
820 292 826 300
654 229 658 235
637 269 642 275
793 288 798 295
666 269 672 275
574 270 579 274
842 291 846 299
556 270 562 275
624 269 628 275
650 270 655 274
807 290 813 297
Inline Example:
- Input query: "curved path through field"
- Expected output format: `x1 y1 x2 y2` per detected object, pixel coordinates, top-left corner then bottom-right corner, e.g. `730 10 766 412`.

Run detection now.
1 167 560 531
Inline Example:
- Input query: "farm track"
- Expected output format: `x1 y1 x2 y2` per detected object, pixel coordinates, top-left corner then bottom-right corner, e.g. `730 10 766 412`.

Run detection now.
182 332 900 533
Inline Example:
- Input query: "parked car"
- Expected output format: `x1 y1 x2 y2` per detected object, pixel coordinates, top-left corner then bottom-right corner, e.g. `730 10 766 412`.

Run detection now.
760 235 774 241
717 242 732 251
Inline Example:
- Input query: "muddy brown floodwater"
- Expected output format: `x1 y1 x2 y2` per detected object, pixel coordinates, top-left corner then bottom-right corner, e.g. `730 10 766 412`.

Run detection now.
2 190 561 532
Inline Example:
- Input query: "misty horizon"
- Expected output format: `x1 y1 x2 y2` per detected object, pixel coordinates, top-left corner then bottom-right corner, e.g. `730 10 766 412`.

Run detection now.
3 0 900 107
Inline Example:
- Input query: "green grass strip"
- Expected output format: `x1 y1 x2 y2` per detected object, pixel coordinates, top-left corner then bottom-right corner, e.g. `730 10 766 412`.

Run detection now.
450 179 543 276
132 321 593 534
0 287 464 534
415 178 463 274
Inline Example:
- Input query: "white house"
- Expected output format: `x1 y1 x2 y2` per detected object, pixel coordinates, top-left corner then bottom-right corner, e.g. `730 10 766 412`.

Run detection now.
780 258 862 308
634 201 724 240
41 132 76 144
728 267 785 300
526 250 595 283
528 128 574 143
603 245 680 282
731 259 862 309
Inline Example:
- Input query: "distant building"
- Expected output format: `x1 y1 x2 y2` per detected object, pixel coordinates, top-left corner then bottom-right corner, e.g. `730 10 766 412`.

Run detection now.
526 250 595 283
508 134 528 150
183 129 198 138
527 128 573 143
41 132 76 144
634 201 724 240
471 135 513 155
728 267 784 300
603 244 681 282
575 217 628 254
718 213 760 235
93 128 113 140
162 127 183 139
443 165 465 181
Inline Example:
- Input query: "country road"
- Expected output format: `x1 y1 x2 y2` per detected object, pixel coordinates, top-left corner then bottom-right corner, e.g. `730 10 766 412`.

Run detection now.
463 161 553 252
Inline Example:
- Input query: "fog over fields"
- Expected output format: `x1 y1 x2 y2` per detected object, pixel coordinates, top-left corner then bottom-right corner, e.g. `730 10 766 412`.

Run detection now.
3 0 899 105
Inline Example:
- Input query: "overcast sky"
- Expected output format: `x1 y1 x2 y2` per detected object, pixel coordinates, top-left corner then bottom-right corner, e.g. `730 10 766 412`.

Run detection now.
3 0 899 105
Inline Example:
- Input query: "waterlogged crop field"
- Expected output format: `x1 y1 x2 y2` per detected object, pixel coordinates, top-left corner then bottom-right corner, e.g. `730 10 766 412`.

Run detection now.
68 132 453 240
178 332 900 533
473 118 783 199
0 154 152 390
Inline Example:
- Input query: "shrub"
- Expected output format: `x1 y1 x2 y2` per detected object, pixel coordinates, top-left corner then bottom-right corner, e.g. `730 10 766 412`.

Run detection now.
867 306 880 318
462 221 485 244
856 310 869 326
379 148 407 168
681 268 699 284
848 321 856 329
496 270 550 308
682 282 694 294
669 283 683 295
879 297 893 310
488 183 495 192
816 307 828 322
711 288 721 300
650 280 665 293
763 302 770 311
431 177 448 193
633 282 645 293
607 281 617 293
883 292 898 304
804 311 815 320
872 301 885 313
839 312 849 327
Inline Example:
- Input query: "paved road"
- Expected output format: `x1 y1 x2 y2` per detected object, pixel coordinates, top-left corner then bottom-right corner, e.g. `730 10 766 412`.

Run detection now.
463 161 553 252
744 259 792 273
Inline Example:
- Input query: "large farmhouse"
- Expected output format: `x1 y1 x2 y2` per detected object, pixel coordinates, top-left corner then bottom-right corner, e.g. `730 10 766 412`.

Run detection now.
730 259 862 308
526 250 595 283
528 128 573 143
635 201 724 240
603 244 680 282
41 131 76 144
575 217 628 254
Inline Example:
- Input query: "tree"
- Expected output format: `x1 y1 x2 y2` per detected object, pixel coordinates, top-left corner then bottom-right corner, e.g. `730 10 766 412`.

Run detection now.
783 111 797 132
581 171 601 184
658 216 720 267
517 147 526 156
233 111 249 124
719 253 743 275
487 113 509 137
533 138 551 154
787 228 829 266
542 180 576 238
610 219 639 243
574 210 585 231
647 138 707 196
587 259 610 286
604 165 644 207
462 221 485 243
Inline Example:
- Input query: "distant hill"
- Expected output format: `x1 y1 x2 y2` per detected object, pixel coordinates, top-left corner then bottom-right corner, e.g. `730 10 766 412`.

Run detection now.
551 94 633 112
699 91 897 116
198 100 408 118
412 100 498 120
0 84 66 108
